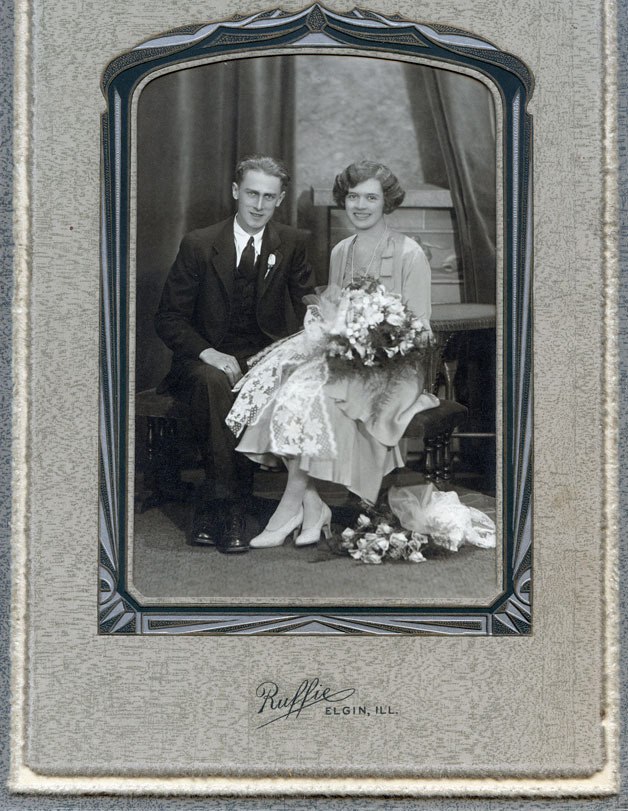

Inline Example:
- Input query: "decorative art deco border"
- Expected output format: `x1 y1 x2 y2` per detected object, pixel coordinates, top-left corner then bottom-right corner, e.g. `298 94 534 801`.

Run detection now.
98 4 533 636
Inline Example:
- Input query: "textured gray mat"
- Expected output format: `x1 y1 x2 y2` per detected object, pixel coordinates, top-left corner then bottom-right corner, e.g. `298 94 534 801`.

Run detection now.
1 0 626 808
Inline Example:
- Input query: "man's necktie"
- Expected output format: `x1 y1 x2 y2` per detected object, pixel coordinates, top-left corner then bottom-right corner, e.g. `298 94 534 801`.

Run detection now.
238 236 257 279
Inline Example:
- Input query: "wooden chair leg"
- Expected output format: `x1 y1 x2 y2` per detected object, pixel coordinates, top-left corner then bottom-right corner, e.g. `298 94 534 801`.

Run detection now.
145 416 160 493
146 417 156 467
424 437 436 481
136 416 163 513
434 433 445 480
136 416 192 513
423 432 454 484
441 432 452 480
156 418 192 503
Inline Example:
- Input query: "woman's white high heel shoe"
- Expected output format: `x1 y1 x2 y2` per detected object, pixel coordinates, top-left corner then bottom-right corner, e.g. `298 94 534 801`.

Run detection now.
249 508 304 548
294 503 332 547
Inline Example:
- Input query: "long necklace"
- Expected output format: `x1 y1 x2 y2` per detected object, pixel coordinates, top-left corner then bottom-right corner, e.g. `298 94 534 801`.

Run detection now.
350 227 388 282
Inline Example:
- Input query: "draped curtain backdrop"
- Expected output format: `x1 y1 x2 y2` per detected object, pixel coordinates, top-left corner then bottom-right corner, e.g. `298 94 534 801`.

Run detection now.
136 57 295 390
405 66 497 304
135 59 496 391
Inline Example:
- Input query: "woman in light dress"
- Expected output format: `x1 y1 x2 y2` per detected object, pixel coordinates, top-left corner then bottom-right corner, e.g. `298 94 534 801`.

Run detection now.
226 161 439 548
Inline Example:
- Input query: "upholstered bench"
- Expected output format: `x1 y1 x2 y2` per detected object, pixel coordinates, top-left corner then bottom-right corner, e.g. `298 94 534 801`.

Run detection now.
134 389 468 511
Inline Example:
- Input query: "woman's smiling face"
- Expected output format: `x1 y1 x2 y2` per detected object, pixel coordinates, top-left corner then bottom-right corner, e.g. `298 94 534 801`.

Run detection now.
344 178 386 231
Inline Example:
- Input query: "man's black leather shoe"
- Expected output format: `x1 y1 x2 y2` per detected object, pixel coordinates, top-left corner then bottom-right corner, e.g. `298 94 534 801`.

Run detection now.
189 510 220 547
217 512 249 554
190 523 218 546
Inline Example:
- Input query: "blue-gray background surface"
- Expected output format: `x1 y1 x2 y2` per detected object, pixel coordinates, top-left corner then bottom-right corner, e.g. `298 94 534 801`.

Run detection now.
0 1 625 808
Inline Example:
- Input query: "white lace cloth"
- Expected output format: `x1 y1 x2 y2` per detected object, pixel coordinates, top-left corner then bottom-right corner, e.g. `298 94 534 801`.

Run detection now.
226 306 339 459
388 484 496 552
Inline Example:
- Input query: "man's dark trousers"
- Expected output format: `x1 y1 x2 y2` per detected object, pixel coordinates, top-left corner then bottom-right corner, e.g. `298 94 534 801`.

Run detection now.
173 353 257 504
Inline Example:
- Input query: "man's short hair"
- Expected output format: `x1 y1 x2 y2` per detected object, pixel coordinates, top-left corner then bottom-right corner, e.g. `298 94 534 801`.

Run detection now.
234 155 291 191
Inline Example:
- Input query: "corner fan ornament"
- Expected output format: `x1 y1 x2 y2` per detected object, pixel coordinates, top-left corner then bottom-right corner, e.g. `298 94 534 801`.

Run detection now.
99 5 532 634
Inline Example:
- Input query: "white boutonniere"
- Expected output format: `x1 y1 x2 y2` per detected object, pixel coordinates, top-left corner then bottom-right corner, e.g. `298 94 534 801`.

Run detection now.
264 253 276 279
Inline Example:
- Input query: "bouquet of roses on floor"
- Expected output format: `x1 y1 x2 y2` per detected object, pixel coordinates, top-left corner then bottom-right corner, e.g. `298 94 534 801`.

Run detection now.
328 485 496 564
324 277 432 375
331 498 429 565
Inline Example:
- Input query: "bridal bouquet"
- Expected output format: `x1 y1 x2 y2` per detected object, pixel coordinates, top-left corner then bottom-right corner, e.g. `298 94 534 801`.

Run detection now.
325 277 432 374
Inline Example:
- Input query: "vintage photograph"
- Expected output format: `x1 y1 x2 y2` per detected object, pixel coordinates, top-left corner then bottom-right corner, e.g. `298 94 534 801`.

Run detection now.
126 51 502 608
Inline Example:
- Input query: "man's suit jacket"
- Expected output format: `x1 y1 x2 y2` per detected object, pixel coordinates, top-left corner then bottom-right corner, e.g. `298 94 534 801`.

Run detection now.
155 217 314 388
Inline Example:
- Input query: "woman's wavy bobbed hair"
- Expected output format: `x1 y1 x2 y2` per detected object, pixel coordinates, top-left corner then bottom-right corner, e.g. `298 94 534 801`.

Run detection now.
332 161 406 214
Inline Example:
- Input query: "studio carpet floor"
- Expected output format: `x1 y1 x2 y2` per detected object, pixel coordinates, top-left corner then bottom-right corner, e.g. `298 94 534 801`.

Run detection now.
130 478 500 608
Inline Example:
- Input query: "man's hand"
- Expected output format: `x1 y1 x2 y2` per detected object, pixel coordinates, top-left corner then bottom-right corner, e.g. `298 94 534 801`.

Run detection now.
199 348 243 387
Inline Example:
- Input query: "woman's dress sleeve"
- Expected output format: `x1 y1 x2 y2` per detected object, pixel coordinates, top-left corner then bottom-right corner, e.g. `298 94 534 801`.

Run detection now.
400 239 432 322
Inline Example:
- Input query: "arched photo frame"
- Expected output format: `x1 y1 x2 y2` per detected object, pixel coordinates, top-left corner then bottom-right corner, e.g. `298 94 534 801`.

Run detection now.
99 5 532 636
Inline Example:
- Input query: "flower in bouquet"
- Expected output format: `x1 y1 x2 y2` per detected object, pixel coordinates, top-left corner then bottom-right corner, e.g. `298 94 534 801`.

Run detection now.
325 276 432 374
386 532 409 560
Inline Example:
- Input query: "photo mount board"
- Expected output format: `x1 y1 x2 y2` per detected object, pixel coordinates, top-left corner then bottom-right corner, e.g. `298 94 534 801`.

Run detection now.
9 0 618 797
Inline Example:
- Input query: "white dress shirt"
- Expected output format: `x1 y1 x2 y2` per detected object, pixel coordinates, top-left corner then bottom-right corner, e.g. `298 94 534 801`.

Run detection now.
233 217 264 265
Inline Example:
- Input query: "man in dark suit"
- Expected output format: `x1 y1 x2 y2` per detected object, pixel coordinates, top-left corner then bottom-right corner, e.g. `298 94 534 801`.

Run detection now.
155 155 314 553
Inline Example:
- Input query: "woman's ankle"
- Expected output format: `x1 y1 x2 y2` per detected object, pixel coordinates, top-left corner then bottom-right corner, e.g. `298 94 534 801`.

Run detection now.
302 489 325 524
303 486 323 507
266 495 303 529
